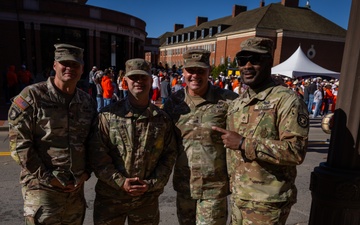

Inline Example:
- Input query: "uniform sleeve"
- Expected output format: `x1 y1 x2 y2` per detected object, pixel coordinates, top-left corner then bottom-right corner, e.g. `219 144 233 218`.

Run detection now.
88 113 126 190
145 119 177 193
8 92 53 184
243 97 309 166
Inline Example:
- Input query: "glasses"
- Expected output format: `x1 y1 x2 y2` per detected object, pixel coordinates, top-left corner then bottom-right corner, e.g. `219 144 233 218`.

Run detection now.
236 54 270 66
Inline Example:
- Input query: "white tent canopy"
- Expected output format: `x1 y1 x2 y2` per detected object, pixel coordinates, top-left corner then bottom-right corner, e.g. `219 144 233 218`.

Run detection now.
271 46 340 79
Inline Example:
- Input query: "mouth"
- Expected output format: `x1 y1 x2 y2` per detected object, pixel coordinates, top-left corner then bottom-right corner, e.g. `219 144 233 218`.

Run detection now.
134 85 145 90
241 70 255 78
189 78 202 85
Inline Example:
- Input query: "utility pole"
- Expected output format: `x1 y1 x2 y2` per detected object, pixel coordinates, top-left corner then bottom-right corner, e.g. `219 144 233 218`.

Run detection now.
309 0 360 224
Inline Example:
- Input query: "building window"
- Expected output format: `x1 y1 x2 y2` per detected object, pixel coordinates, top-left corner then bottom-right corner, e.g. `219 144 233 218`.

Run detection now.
209 28 213 37
221 56 224 65
194 31 197 40
218 25 222 33
201 29 205 38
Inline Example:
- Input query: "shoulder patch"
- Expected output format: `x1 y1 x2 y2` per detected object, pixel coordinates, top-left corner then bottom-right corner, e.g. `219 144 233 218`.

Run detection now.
13 95 30 111
9 106 21 120
297 113 309 128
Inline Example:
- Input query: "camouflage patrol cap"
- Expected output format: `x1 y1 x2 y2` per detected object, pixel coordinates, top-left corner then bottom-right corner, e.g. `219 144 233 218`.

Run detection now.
125 58 151 77
54 43 84 64
239 37 274 55
183 49 210 68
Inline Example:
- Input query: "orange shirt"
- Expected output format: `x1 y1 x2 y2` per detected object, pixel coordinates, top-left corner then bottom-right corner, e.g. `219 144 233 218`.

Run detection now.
232 79 239 90
171 77 178 87
121 77 128 90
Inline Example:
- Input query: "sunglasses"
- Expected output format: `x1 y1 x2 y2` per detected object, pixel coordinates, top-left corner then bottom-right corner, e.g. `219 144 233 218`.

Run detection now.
236 54 271 66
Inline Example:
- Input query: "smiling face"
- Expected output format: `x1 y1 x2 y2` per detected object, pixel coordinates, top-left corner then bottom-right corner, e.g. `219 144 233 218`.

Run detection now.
182 67 210 97
237 52 272 89
125 74 152 99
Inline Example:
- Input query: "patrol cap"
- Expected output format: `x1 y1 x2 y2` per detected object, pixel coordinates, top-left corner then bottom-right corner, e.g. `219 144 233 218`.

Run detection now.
54 43 84 65
238 37 274 55
183 49 210 68
125 58 151 77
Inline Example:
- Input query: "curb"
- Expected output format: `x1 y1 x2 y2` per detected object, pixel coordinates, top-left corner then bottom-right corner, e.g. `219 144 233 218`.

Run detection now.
0 126 8 131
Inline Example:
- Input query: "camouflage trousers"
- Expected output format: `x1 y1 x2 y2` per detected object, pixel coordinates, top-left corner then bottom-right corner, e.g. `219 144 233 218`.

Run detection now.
176 192 228 225
230 196 295 225
22 185 86 225
94 193 160 225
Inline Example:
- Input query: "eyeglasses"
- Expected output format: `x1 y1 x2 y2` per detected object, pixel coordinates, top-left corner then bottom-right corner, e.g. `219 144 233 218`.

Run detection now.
236 54 271 66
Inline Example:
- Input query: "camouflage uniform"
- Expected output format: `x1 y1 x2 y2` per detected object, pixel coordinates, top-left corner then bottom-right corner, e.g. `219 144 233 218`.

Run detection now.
164 84 238 225
89 98 177 225
227 82 309 225
8 77 97 224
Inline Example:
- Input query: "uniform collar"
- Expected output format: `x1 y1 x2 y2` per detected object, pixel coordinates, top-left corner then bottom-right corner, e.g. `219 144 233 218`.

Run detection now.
243 81 276 104
123 98 160 118
184 82 217 106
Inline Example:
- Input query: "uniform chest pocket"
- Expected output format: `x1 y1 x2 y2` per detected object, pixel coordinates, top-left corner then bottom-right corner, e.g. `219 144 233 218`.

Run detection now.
250 106 278 139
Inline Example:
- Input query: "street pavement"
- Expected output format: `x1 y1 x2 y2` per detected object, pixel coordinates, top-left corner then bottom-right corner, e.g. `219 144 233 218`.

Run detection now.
0 113 330 224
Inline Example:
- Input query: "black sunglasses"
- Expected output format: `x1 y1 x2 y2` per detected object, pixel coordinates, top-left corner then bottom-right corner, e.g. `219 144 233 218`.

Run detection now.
236 54 271 66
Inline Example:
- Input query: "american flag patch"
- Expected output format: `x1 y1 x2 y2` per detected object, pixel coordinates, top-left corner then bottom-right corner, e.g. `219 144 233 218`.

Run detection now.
14 96 30 111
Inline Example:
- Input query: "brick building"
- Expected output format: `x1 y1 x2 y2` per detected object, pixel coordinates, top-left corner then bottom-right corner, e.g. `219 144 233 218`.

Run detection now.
158 0 346 75
0 0 147 102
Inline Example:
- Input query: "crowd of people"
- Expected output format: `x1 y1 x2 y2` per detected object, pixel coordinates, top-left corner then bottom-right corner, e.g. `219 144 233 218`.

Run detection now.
280 76 339 118
7 37 316 225
4 64 33 103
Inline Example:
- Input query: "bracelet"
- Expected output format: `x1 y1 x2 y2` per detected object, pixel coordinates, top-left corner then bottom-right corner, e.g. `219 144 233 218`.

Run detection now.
238 137 245 150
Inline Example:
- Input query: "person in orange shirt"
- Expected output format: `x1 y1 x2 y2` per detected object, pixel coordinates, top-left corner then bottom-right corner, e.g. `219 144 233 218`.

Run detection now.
121 75 129 98
331 81 339 112
171 73 179 87
231 76 239 91
214 78 224 89
323 83 334 115
101 69 114 107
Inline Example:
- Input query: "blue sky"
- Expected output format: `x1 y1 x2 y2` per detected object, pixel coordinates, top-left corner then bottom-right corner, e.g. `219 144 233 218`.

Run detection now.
86 0 352 38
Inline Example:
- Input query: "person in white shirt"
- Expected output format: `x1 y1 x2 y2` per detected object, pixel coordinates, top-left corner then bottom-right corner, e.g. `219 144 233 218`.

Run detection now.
312 85 323 118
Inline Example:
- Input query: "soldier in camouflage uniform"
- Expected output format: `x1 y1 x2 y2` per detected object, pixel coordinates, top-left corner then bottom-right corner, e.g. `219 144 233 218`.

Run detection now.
8 44 97 224
213 37 309 225
89 58 177 225
163 49 238 225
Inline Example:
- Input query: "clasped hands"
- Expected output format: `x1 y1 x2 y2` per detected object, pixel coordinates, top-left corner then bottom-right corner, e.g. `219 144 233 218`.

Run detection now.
122 177 149 197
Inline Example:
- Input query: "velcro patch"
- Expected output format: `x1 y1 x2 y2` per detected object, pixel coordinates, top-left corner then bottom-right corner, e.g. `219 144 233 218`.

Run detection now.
14 96 30 111
297 113 309 128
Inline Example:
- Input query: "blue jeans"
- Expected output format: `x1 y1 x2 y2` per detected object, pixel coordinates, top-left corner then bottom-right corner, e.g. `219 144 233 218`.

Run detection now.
96 96 103 112
103 98 111 107
161 97 168 105
123 90 128 98
307 94 314 114
313 101 322 117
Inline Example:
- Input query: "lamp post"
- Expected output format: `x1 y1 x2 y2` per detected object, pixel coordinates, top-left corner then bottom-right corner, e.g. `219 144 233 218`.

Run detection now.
309 1 360 224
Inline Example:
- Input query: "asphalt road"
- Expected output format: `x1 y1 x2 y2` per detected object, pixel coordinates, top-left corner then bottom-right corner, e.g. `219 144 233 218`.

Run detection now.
0 118 330 225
